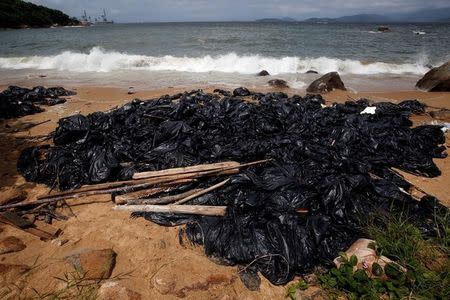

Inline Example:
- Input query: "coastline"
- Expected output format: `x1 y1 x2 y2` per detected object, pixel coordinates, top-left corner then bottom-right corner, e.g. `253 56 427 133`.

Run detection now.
1 84 449 298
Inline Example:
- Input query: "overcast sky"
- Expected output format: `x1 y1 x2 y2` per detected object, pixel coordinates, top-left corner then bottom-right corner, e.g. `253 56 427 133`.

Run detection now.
29 0 450 22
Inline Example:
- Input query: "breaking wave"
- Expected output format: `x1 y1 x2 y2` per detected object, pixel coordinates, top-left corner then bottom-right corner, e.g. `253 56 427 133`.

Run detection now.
0 47 429 75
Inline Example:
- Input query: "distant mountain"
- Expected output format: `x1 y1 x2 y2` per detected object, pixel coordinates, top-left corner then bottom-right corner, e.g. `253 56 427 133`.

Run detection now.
303 7 450 23
0 0 80 29
255 17 297 22
303 14 391 23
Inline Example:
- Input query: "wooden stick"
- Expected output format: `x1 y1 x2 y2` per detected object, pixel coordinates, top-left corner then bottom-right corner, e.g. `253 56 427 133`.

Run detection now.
38 176 197 200
113 204 226 217
114 187 168 205
174 179 230 205
39 159 272 199
132 161 240 179
0 178 196 210
0 159 271 210
22 119 51 130
0 214 60 241
113 179 193 205
127 188 204 205
1 181 173 210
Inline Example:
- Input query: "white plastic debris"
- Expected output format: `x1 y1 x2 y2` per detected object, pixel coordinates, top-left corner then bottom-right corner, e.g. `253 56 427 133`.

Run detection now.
360 106 377 115
429 121 449 133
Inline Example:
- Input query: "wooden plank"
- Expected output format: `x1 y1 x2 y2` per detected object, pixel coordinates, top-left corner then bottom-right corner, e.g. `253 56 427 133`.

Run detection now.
132 161 240 180
0 213 61 241
113 204 227 217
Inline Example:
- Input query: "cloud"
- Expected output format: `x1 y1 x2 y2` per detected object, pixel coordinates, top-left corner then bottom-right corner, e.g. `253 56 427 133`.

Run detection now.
29 0 450 22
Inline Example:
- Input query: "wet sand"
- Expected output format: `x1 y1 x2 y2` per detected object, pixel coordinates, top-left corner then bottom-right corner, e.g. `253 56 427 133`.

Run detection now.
0 85 449 299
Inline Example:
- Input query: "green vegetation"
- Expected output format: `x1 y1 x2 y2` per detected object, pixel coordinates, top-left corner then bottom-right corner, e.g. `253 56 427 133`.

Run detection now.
366 214 450 299
0 0 79 29
287 212 450 299
286 279 309 299
319 252 410 299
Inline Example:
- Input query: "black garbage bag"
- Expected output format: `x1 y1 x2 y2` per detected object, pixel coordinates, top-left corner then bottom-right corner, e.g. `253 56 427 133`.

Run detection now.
16 88 448 285
0 85 75 119
54 114 90 145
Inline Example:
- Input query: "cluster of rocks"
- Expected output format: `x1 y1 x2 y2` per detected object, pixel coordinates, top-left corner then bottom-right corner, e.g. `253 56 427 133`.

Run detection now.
0 233 140 299
256 60 450 93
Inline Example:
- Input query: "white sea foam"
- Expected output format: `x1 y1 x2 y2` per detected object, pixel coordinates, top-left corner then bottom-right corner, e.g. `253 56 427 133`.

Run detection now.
0 47 430 75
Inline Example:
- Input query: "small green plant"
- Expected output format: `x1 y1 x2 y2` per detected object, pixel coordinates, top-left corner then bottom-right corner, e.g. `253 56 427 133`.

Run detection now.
286 279 309 299
319 252 408 300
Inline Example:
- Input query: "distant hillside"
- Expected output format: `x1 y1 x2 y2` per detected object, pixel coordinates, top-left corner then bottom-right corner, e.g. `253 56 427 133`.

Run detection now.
0 0 79 29
255 17 297 22
303 7 450 23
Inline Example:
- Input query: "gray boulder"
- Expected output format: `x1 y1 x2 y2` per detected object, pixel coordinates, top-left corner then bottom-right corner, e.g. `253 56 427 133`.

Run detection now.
268 79 289 88
257 70 270 76
416 61 450 92
306 72 346 93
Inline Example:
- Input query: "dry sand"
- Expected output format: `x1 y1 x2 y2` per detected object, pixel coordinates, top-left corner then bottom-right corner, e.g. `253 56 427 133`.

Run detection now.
0 85 449 299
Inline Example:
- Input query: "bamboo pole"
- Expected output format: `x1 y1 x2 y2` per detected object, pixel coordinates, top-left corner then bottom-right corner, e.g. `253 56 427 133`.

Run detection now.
127 188 204 205
1 159 271 210
113 178 193 204
174 179 230 205
114 187 169 205
113 204 227 217
0 179 193 210
132 161 240 179
38 159 271 199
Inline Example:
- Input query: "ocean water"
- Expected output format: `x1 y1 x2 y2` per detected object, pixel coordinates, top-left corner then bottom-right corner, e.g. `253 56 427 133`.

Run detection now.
0 22 449 90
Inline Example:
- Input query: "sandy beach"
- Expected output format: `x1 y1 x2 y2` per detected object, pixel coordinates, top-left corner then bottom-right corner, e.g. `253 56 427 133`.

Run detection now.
0 84 449 299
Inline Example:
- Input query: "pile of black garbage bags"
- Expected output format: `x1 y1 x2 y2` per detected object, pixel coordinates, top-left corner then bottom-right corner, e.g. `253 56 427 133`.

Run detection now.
0 85 75 119
17 88 448 286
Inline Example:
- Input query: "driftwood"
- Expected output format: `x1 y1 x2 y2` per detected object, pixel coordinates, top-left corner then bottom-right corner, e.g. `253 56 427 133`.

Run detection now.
39 159 271 199
113 204 226 217
127 188 204 205
174 179 230 205
132 161 240 179
113 181 191 205
0 180 177 210
0 159 271 211
40 174 195 198
0 212 61 241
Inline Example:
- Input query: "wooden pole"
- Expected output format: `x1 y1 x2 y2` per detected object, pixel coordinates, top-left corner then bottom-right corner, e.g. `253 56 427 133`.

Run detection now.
113 204 227 217
126 188 204 205
132 161 240 179
174 179 230 205
38 159 271 199
113 178 193 204
0 179 192 210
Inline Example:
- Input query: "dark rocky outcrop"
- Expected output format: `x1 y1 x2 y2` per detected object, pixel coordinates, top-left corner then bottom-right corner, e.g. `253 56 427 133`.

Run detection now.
0 0 79 29
233 87 251 96
257 70 270 76
416 61 450 92
378 26 390 32
306 72 346 93
268 79 289 88
306 70 318 74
